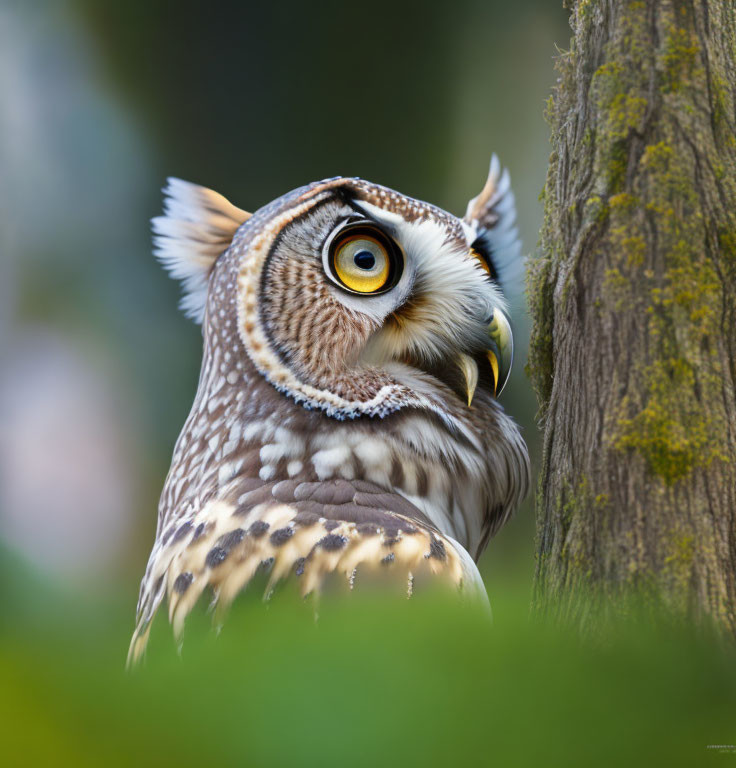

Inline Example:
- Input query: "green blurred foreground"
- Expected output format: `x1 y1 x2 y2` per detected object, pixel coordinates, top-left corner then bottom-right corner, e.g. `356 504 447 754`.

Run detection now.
2 547 735 768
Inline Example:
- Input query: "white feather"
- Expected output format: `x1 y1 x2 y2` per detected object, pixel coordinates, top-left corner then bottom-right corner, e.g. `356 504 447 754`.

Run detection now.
152 177 251 322
355 203 505 368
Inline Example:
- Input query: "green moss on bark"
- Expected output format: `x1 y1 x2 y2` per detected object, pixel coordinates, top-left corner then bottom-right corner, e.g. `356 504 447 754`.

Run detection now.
613 359 725 484
525 254 555 408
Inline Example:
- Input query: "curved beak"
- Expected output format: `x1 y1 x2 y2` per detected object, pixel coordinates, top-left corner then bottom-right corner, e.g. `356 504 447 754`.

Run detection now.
457 307 514 405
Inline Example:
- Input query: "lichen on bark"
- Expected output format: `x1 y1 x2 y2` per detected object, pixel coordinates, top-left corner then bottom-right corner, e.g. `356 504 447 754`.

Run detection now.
529 0 736 631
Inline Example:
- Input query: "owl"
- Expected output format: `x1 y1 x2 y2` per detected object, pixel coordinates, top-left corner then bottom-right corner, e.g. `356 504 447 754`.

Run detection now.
128 157 530 664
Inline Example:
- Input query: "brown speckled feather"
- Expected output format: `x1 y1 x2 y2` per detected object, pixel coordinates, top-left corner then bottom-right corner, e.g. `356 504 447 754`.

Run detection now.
128 478 469 664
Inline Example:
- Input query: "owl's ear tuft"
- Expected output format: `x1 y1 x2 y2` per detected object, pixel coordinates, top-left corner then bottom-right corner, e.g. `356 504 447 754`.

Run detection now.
152 178 251 323
464 155 523 294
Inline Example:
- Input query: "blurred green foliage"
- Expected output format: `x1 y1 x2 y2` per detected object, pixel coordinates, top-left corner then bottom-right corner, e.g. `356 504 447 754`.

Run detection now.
2 546 735 767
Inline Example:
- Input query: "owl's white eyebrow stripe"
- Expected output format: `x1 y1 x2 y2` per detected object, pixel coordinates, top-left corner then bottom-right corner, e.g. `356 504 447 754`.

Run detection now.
342 194 380 220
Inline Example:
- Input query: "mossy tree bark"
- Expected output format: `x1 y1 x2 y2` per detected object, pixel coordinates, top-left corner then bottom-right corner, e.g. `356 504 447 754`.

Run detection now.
529 0 736 631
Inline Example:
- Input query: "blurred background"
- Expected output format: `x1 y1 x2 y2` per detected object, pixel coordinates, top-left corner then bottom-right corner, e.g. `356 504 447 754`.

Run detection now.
4 3 736 766
0 0 568 597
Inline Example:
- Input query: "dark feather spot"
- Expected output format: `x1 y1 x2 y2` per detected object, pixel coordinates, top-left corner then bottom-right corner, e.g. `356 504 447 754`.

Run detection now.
173 522 193 543
294 557 306 576
173 572 193 593
206 546 228 568
206 528 245 569
259 557 275 571
270 526 294 546
318 534 347 551
356 522 380 536
427 537 447 561
218 528 245 550
381 553 395 564
248 520 270 538
192 522 206 541
323 520 341 532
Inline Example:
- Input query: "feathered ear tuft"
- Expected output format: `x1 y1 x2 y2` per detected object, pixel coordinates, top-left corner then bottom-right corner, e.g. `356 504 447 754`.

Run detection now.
152 178 251 322
464 155 523 295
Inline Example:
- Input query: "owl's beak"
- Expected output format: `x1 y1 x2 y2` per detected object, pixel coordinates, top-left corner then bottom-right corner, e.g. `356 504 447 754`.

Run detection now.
457 307 514 406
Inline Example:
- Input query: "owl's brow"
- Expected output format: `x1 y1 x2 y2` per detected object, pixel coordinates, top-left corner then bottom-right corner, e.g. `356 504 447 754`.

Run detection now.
335 186 387 222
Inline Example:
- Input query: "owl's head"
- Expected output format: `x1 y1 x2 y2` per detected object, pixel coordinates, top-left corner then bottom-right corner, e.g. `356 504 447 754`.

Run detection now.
153 158 520 423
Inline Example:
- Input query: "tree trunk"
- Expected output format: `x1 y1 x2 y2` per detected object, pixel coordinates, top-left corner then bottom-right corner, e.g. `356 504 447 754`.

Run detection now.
529 0 736 631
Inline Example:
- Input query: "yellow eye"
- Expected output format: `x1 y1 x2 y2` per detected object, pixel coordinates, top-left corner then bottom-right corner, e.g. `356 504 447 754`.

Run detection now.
331 229 397 294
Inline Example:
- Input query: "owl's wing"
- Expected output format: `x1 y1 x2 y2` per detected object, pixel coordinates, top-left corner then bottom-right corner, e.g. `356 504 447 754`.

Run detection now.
128 479 485 666
463 154 523 293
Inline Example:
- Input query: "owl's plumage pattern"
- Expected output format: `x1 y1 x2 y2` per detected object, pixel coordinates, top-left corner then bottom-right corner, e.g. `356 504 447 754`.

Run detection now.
129 158 530 665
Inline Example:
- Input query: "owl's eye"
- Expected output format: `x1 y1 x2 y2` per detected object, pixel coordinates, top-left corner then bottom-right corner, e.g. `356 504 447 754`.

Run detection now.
334 236 389 293
328 224 402 294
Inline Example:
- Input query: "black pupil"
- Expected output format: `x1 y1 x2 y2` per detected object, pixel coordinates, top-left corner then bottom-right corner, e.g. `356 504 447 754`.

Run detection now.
353 250 376 270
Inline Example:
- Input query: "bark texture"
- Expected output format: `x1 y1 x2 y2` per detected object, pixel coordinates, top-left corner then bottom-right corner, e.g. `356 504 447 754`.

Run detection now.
529 0 736 630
